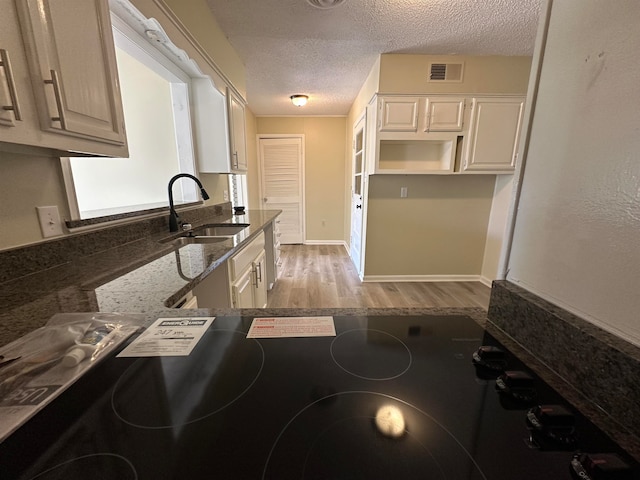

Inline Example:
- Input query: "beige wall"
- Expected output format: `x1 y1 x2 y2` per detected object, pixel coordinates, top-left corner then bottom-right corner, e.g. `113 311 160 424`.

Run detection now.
245 108 259 210
256 117 347 242
0 151 70 249
0 0 246 252
365 175 496 276
343 54 531 278
379 54 531 94
137 0 246 97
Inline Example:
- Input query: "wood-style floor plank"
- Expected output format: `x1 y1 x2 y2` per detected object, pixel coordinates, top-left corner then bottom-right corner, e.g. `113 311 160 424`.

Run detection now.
267 245 491 309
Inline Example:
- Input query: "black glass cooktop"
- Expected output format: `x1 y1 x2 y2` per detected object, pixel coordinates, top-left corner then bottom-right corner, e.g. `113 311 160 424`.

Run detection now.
1 315 638 479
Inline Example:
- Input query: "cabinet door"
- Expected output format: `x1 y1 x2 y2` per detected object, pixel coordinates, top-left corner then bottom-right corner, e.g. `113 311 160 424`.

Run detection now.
227 89 248 172
462 97 524 172
0 0 30 132
231 265 254 308
16 0 127 146
424 97 465 132
379 97 419 132
253 250 268 308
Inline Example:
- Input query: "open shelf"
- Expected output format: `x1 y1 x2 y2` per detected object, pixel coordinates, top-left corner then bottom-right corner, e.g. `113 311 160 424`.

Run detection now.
377 137 456 174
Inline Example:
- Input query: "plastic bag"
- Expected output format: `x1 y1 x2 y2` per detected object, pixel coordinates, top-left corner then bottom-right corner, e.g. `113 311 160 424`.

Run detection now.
0 313 144 399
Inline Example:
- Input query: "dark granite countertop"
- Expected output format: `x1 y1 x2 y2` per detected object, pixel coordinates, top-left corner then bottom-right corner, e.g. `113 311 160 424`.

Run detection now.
0 209 281 347
1 212 638 462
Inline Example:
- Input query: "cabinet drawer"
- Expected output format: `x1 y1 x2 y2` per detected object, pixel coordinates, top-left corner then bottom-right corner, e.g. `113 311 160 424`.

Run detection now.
229 231 265 280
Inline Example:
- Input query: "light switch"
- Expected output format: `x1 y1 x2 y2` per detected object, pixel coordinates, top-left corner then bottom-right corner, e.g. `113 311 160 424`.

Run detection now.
37 206 64 238
400 187 408 198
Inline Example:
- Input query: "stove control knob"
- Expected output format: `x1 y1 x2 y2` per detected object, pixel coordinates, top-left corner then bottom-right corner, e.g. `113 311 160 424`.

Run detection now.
472 345 506 371
570 453 633 480
526 404 576 449
495 370 537 403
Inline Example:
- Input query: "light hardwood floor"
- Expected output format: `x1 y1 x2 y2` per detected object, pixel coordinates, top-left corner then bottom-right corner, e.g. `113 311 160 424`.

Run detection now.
267 244 491 309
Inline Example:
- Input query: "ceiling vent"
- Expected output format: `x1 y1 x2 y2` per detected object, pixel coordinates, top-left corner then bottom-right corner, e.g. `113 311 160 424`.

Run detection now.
428 62 464 82
306 0 347 9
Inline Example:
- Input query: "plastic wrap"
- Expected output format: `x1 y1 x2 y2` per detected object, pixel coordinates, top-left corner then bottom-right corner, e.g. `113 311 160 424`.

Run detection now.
0 312 145 441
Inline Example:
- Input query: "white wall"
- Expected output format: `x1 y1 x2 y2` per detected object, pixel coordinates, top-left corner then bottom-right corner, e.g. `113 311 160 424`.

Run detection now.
481 175 513 284
507 0 640 346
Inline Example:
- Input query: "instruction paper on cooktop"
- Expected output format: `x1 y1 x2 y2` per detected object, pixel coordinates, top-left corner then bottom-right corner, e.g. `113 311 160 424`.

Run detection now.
247 317 336 338
117 317 215 357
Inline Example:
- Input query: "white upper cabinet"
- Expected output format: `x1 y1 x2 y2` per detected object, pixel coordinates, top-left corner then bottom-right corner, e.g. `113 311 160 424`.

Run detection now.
227 88 248 172
461 97 525 173
0 1 28 131
379 96 420 132
423 97 465 132
378 96 465 134
1 0 128 156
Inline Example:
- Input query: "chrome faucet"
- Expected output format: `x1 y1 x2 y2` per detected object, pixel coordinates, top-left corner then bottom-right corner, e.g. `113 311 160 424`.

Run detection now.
168 174 210 232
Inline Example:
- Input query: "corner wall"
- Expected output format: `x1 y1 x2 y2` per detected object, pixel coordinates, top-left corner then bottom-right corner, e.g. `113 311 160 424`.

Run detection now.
506 0 640 346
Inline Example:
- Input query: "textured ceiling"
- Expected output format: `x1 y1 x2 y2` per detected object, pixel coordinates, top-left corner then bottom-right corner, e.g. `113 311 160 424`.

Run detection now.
205 0 542 116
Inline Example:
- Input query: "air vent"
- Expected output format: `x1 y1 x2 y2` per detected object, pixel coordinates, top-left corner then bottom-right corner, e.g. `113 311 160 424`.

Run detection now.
306 0 347 9
428 62 464 82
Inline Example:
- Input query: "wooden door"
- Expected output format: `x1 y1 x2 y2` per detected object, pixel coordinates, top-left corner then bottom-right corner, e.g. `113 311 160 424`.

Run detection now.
258 137 304 244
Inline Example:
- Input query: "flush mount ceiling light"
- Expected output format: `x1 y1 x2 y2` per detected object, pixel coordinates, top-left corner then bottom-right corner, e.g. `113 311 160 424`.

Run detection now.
290 95 309 107
306 0 347 9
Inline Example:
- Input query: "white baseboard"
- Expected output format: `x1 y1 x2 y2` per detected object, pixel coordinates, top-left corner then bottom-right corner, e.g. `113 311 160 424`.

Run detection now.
479 276 494 287
362 274 483 283
303 240 348 250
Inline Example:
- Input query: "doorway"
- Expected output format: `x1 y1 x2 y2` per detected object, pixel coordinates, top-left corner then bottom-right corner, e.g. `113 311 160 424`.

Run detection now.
258 136 305 244
349 114 366 278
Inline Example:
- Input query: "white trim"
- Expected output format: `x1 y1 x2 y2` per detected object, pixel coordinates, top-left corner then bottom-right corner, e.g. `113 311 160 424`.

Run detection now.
255 115 348 118
479 276 494 287
304 240 349 249
363 275 482 283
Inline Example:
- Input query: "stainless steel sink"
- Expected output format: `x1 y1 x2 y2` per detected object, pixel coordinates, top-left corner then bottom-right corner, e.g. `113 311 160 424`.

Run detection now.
189 224 249 236
159 223 249 248
166 236 231 247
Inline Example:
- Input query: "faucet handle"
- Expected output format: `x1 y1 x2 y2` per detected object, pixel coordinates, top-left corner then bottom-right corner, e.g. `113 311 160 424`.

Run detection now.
181 223 192 231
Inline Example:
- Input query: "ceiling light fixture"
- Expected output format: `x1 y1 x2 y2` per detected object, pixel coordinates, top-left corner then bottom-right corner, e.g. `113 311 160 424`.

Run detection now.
290 95 309 107
306 0 347 9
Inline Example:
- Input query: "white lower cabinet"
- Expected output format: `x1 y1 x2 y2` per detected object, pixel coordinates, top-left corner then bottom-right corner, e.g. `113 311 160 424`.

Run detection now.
188 228 275 309
230 265 256 308
228 231 267 308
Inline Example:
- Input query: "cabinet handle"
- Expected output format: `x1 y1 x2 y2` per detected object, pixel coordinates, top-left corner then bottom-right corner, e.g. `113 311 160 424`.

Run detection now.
44 69 67 129
256 263 262 282
0 49 22 121
252 266 259 288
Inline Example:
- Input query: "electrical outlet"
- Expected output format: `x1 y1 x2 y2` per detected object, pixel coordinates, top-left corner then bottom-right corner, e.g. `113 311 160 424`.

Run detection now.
400 187 408 198
37 206 64 238
223 189 229 202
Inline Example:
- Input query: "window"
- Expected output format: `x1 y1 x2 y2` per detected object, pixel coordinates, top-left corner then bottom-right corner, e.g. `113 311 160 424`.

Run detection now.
62 12 202 221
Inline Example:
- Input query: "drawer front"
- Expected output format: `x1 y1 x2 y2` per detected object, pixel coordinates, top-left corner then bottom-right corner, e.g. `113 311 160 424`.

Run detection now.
229 231 265 279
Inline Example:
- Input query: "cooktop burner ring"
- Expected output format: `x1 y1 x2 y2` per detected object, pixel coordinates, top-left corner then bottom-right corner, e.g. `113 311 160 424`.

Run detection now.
262 391 489 480
330 328 412 380
110 329 265 429
26 453 137 480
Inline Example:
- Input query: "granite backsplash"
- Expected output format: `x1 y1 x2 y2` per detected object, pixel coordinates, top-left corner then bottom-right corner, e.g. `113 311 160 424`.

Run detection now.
487 280 640 458
0 203 229 284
